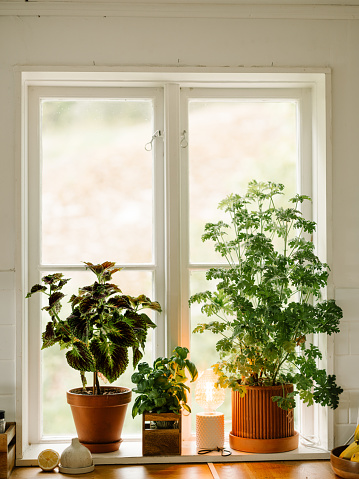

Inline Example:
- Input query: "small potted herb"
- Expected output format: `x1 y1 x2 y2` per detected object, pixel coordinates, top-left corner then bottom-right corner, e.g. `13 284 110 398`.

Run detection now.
131 346 198 455
189 181 343 453
26 261 161 452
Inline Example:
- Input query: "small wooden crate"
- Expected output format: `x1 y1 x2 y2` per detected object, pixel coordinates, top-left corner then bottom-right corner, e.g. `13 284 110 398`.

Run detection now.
142 413 181 456
0 423 15 479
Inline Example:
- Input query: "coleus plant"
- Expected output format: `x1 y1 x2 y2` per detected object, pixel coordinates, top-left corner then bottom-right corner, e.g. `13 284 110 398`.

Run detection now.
131 346 198 417
26 261 161 395
189 181 343 410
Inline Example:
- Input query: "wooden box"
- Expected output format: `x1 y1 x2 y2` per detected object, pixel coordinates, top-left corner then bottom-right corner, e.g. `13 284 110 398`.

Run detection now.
0 423 15 479
142 413 182 456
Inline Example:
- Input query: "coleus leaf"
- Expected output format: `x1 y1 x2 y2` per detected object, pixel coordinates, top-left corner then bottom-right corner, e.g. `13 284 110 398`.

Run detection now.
26 284 47 298
108 321 137 347
66 342 95 372
107 295 132 309
49 291 65 308
41 321 58 349
42 273 64 285
133 347 143 368
83 262 105 275
89 337 128 382
67 309 90 341
79 297 97 314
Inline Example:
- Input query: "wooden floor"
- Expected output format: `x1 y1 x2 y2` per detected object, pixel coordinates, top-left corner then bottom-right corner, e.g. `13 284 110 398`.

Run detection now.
10 461 337 478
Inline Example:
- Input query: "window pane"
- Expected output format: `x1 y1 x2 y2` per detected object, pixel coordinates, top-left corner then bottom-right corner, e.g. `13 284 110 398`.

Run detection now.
188 100 297 263
188 99 299 433
41 100 154 265
41 269 154 437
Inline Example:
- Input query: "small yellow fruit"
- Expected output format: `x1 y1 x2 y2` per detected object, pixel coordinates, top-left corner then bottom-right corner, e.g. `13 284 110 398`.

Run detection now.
352 452 359 462
38 448 60 471
339 441 359 459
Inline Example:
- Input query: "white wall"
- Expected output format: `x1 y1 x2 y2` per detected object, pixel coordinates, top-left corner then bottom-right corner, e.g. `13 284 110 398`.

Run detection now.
0 1 359 448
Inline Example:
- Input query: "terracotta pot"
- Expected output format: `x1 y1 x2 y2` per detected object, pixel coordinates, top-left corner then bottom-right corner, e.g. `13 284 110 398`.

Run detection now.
229 384 299 453
67 386 132 453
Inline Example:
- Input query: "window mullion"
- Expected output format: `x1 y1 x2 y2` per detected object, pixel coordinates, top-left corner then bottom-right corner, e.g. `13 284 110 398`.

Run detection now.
164 83 182 355
179 89 190 351
153 89 166 360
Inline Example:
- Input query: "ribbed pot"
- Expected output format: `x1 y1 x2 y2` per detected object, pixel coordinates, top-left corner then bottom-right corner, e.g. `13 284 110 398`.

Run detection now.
229 385 299 453
67 386 132 453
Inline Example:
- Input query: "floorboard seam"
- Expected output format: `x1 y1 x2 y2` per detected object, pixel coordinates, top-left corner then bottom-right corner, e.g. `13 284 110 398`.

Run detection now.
208 462 220 479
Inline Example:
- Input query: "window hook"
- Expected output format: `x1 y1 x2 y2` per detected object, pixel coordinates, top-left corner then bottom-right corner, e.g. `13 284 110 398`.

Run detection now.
180 130 188 149
145 130 162 151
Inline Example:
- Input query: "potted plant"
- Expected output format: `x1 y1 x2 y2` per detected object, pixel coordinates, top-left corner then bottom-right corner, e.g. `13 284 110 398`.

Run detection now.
26 261 161 453
131 346 198 455
189 181 343 453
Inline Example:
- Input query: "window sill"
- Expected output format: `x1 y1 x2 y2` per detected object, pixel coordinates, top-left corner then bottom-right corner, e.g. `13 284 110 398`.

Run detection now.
16 440 330 466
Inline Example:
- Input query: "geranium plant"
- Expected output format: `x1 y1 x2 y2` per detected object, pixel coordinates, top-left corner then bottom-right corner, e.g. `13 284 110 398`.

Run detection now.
26 261 161 395
189 181 343 410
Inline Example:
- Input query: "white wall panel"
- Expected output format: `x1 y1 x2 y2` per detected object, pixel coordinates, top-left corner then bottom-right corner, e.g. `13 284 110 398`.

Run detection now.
0 360 15 395
0 326 15 361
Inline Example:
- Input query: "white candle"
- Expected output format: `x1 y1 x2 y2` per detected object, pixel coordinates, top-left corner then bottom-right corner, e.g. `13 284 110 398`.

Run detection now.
196 412 224 449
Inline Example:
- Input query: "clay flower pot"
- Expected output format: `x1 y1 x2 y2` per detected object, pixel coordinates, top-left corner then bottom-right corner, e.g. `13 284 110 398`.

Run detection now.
229 385 299 453
67 386 132 453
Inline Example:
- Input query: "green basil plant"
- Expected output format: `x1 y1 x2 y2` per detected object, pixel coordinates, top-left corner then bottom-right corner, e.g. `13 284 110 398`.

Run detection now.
131 346 198 417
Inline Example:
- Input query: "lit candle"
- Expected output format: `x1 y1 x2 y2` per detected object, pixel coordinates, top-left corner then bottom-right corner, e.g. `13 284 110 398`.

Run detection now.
195 369 225 450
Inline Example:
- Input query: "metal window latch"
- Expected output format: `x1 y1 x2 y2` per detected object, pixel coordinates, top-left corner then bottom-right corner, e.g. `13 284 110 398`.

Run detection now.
145 130 163 151
180 130 188 148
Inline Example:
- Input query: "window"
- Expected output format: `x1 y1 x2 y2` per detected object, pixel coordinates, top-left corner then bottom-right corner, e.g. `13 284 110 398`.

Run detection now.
21 70 330 452
181 91 299 434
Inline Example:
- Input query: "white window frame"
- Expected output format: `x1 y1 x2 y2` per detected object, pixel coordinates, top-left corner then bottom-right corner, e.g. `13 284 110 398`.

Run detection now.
16 68 332 460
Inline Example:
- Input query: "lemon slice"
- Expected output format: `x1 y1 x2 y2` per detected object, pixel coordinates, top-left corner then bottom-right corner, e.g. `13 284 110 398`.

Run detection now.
38 449 60 471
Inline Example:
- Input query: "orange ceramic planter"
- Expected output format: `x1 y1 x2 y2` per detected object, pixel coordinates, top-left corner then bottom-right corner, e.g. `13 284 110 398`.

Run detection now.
229 385 299 453
67 387 132 453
